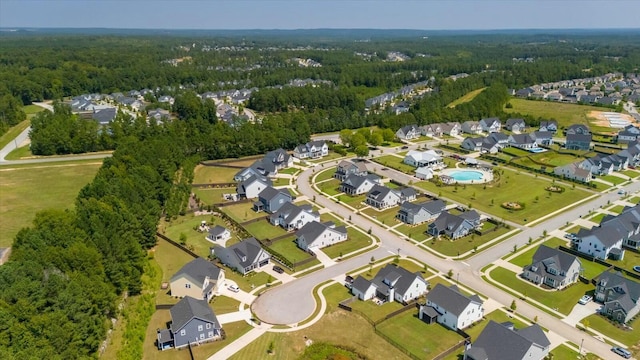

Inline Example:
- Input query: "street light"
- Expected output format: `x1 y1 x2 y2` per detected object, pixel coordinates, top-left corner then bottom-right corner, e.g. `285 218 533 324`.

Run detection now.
579 338 583 357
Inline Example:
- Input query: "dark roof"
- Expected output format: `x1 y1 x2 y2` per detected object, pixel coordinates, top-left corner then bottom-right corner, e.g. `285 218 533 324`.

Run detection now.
225 237 266 268
466 320 549 360
352 275 373 294
258 186 292 202
566 133 592 143
531 245 580 274
170 258 221 285
597 270 640 305
208 225 228 238
506 118 525 127
170 296 220 332
426 283 482 317
296 221 347 244
371 264 427 297
92 107 117 125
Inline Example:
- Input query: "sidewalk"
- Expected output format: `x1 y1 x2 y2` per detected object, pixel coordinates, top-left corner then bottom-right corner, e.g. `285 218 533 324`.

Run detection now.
314 249 337 267
206 325 272 360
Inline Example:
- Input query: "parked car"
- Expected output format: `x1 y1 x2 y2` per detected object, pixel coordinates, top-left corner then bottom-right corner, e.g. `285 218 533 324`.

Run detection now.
227 284 240 293
564 233 577 240
618 189 626 195
612 346 632 358
633 266 640 273
578 295 592 305
273 265 284 274
344 275 354 289
401 145 409 149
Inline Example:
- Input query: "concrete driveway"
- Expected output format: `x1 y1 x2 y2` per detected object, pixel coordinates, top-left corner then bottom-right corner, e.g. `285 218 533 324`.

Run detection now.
563 300 601 326
258 264 296 284
219 280 256 305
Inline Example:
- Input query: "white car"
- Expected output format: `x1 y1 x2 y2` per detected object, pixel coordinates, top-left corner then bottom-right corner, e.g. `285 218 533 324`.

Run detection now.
227 284 240 293
578 295 592 305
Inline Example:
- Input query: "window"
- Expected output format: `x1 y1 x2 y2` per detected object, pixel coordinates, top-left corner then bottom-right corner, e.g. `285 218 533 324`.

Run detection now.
199 333 205 340
185 283 191 288
208 331 214 338
180 329 186 336
198 325 203 331
206 323 211 329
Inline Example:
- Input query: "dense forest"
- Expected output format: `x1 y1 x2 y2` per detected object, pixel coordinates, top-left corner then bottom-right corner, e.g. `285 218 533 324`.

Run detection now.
1 30 640 359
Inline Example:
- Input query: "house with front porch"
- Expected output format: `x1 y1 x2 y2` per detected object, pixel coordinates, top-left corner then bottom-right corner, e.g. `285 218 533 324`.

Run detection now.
212 237 271 275
464 321 550 360
253 186 293 213
420 123 443 137
396 124 420 140
530 131 553 146
365 184 416 210
334 160 368 181
617 125 640 144
236 175 272 199
508 133 537 149
521 245 582 289
427 210 480 239
340 173 381 195
461 137 484 152
403 150 444 169
396 199 446 225
419 283 484 330
351 264 428 304
595 270 640 324
539 120 558 133
170 258 225 302
269 202 320 231
461 120 482 134
553 162 592 183
566 124 591 135
293 140 329 159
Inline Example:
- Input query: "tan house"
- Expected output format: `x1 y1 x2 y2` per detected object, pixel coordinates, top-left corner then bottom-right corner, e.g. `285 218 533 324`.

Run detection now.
170 258 225 302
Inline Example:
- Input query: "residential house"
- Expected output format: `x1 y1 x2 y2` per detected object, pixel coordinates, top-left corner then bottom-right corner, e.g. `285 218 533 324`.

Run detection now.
213 237 271 275
487 132 509 148
479 117 501 133
441 122 462 136
618 141 640 166
249 149 293 177
460 136 500 154
206 226 231 242
427 210 480 239
148 108 171 123
351 264 428 304
521 245 582 289
505 118 527 133
566 124 591 135
158 95 175 105
156 296 222 350
269 202 320 231
464 321 550 360
595 270 640 323
403 150 444 169
396 199 446 225
334 160 368 181
419 284 484 330
530 131 553 146
554 162 592 183
579 154 627 176
617 125 640 143
565 133 592 151
253 186 293 213
420 123 442 137
236 175 272 199
508 134 537 149
538 120 558 133
340 173 381 195
461 121 482 135
170 258 225 301
461 137 484 152
415 166 435 180
396 124 420 140
365 184 415 210
234 166 262 182
92 107 118 125
293 140 329 159
295 221 348 251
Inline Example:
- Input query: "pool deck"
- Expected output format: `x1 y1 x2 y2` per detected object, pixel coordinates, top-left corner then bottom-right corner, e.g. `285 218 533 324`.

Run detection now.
438 168 493 184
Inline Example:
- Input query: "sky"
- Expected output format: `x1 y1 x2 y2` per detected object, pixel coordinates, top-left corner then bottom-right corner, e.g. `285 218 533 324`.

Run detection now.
1 0 640 30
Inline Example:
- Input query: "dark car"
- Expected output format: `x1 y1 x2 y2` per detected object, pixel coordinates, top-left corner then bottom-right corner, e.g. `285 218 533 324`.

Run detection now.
272 265 285 274
401 145 409 149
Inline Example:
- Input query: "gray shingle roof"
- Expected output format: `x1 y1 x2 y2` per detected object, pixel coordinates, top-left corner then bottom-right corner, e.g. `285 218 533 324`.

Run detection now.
258 186 292 202
170 296 220 332
170 258 222 285
296 221 347 245
225 237 266 269
371 264 427 298
208 225 228 238
426 283 482 317
530 245 580 274
466 320 549 360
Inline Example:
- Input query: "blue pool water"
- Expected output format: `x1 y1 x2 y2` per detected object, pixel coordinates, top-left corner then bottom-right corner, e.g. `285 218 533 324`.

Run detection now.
449 170 484 181
529 147 548 153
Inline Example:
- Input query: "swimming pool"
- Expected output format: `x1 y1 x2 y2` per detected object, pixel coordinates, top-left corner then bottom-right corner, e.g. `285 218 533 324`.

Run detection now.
529 147 548 153
448 170 484 181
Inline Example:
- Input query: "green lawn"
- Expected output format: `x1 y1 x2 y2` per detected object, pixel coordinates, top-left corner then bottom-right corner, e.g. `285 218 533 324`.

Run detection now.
350 297 405 323
362 206 401 226
272 178 290 187
415 168 592 224
220 202 266 223
210 295 241 315
243 220 288 240
621 170 640 179
314 167 337 182
463 309 529 341
192 187 235 205
606 249 640 274
501 147 533 157
608 205 626 214
509 238 568 267
580 258 611 280
161 214 239 257
580 314 640 347
322 228 373 259
372 154 416 174
0 161 102 247
223 268 272 292
489 266 594 315
376 311 465 359
317 178 341 196
306 151 344 163
600 174 626 186
5 144 33 160
0 119 30 150
153 237 197 304
278 167 299 175
267 237 313 264
514 151 582 170
337 193 368 209
630 197 640 204
395 223 430 242
448 87 487 108
504 98 616 131
193 164 239 184
589 212 606 224
425 226 513 256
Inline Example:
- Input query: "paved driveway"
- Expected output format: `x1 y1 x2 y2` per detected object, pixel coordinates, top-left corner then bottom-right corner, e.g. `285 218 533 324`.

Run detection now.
563 300 601 326
258 265 296 284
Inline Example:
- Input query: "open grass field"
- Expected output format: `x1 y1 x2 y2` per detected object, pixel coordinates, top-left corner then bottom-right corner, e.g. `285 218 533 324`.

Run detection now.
243 219 288 240
322 228 373 259
489 266 594 315
426 226 513 256
514 151 582 170
220 202 266 223
415 168 592 224
193 164 239 184
373 154 416 174
448 87 487 108
580 314 640 348
504 98 615 131
0 161 102 247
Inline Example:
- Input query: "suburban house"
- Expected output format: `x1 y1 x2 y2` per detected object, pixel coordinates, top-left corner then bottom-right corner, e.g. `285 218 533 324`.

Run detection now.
427 210 481 239
365 184 416 210
479 117 501 133
234 166 262 182
464 321 550 360
521 245 582 289
212 237 271 275
148 108 171 123
92 107 118 125
461 136 500 154
575 204 640 259
236 175 272 199
269 202 320 231
553 162 592 183
529 131 553 146
247 149 293 178
334 160 368 181
505 118 527 133
156 296 222 350
538 120 558 133
420 123 442 137
351 264 428 304
441 122 462 136
487 132 509 148
508 133 537 149
617 125 640 143
396 199 446 225
415 166 435 180
295 221 348 251
419 284 484 330
579 153 627 176
595 270 640 323
396 124 420 140
565 133 592 151
618 140 640 167
403 150 444 169
206 226 231 242
566 124 591 135
293 140 329 159
253 186 293 213
170 258 225 302
340 173 382 195
461 120 482 134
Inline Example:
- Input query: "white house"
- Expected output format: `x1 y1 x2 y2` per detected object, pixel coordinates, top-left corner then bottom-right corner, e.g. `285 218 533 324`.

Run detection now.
296 221 348 251
403 150 444 169
206 225 231 242
419 283 484 330
396 124 420 140
293 140 329 159
351 264 428 304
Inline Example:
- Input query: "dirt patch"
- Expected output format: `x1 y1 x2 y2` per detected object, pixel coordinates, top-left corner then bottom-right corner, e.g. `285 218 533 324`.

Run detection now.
588 111 637 130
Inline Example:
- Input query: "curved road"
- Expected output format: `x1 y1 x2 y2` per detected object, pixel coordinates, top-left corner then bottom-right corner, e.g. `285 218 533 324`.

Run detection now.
253 158 640 358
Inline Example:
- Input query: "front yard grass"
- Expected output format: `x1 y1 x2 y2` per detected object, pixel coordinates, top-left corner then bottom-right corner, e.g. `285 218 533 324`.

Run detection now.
509 237 569 267
210 295 241 315
243 219 287 240
580 314 640 347
272 178 290 187
489 266 593 315
322 228 373 259
267 237 313 264
608 205 626 214
376 311 465 359
220 202 266 223
337 193 368 209
372 154 416 174
395 223 430 242
589 212 607 224
425 226 513 256
278 167 299 175
621 169 640 179
361 206 401 225
600 174 627 186
317 178 341 196
314 166 337 182
415 168 591 224
222 268 272 292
